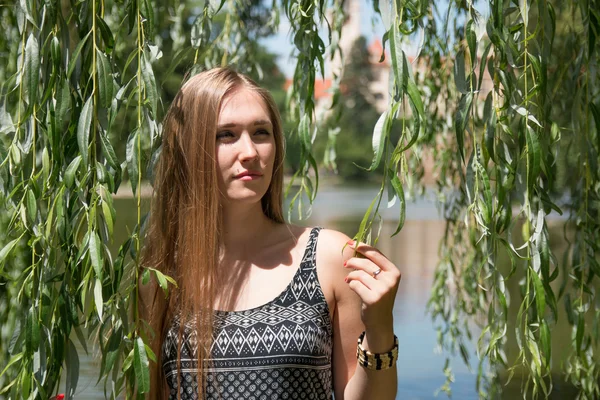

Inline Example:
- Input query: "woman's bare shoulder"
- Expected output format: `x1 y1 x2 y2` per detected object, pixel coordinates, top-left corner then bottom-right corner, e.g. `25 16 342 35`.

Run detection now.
316 228 353 261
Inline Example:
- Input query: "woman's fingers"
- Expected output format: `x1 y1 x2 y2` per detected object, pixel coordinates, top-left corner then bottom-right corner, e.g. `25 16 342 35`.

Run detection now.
347 240 396 272
344 255 401 285
344 257 381 278
345 271 378 303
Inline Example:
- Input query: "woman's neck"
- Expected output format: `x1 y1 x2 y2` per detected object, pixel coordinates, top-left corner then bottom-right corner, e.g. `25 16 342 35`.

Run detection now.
221 202 276 252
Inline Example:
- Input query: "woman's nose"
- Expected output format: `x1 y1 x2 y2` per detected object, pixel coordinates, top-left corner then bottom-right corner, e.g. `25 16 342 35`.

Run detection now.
239 133 258 161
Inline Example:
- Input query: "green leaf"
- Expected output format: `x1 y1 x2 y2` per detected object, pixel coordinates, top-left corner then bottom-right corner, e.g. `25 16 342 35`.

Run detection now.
526 126 540 194
64 155 82 189
366 111 391 171
141 52 158 116
24 33 40 105
25 309 40 353
99 128 118 170
540 320 551 367
67 31 92 79
66 338 79 399
96 16 115 53
454 50 467 94
390 21 407 97
89 232 103 279
96 50 113 108
455 92 473 163
389 172 406 236
154 269 169 296
0 237 21 267
26 188 36 225
531 271 546 318
141 268 150 285
208 0 225 16
298 114 311 149
101 198 114 237
77 97 94 167
94 278 103 321
134 337 150 393
55 79 71 130
466 19 477 66
126 130 139 196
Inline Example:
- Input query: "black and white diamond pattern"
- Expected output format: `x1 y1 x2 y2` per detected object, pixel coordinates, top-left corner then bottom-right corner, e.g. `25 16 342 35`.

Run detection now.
163 228 333 399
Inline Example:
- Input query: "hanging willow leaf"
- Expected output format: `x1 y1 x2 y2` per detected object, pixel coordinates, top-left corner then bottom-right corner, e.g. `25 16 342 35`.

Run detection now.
126 129 139 196
455 92 473 162
97 50 113 108
141 52 158 117
96 16 115 54
364 111 391 172
390 22 408 96
77 97 94 167
64 156 82 189
24 33 40 105
66 31 91 79
526 126 540 194
89 232 103 279
65 339 79 400
134 337 150 393
389 172 406 236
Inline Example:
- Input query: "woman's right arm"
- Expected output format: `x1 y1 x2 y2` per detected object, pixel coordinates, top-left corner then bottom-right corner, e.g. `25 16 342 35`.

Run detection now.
138 273 167 400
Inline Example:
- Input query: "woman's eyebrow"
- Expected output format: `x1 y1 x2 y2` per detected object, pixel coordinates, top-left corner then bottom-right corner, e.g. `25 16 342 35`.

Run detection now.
217 120 272 129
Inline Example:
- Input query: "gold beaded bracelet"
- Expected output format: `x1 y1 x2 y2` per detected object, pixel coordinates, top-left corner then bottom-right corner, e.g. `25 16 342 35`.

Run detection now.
356 331 399 371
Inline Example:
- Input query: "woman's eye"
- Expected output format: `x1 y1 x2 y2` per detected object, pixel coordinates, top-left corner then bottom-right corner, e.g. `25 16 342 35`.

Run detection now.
255 129 270 136
216 131 234 140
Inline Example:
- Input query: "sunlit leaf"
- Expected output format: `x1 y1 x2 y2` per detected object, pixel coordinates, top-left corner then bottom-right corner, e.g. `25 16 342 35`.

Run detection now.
77 97 94 167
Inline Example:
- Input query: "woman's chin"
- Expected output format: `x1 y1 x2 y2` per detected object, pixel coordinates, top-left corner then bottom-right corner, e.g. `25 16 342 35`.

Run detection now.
222 190 267 205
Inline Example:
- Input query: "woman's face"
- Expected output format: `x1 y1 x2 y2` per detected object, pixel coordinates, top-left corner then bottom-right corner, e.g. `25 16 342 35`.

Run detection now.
215 87 276 205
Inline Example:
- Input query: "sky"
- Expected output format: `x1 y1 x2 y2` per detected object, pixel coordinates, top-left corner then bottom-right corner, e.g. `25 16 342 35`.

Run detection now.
259 0 490 78
259 0 386 77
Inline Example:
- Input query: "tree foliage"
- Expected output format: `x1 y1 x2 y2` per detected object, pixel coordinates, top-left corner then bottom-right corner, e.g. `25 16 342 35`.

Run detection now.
0 0 599 399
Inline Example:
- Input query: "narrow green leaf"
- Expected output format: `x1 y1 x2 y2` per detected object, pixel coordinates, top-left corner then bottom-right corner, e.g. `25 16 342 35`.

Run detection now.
540 320 551 367
25 309 40 353
96 50 113 108
455 92 473 162
94 278 103 321
64 155 82 188
389 172 405 236
367 111 390 171
526 126 540 194
126 130 139 196
66 338 79 399
531 271 546 318
67 31 91 79
89 232 103 279
42 147 50 185
134 337 150 393
141 52 158 116
26 188 36 225
390 21 407 96
454 50 467 94
98 128 119 170
101 199 114 237
77 97 94 167
96 16 115 53
154 270 169 295
24 33 40 105
0 238 20 267
55 79 71 130
466 19 477 66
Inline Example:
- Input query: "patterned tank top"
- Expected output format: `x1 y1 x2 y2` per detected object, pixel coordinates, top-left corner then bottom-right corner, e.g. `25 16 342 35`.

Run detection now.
162 227 333 399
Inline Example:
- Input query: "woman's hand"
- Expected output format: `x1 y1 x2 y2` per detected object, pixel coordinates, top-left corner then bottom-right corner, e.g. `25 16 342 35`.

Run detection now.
343 240 401 350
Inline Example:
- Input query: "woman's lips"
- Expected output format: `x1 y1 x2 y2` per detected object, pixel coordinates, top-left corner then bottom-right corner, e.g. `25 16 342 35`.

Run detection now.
234 171 263 180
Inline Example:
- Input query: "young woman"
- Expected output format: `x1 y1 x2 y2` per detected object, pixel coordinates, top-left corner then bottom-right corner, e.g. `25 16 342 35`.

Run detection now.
139 67 401 399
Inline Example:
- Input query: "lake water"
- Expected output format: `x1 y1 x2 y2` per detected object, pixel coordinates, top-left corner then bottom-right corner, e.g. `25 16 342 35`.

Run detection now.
64 185 577 399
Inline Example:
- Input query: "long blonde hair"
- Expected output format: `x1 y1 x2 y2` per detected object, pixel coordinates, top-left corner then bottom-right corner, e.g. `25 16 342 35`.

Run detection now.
140 67 285 398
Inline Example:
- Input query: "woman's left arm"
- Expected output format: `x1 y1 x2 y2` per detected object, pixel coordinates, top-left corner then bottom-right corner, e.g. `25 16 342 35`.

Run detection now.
320 230 401 400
